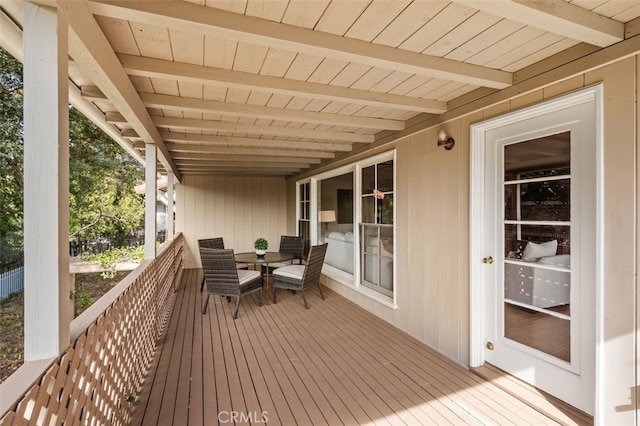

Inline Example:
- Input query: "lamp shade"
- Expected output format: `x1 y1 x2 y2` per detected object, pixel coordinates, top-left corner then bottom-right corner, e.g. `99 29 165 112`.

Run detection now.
318 210 336 223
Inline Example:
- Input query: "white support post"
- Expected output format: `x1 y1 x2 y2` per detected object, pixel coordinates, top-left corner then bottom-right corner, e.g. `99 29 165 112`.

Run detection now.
166 172 174 240
23 3 70 360
145 143 157 259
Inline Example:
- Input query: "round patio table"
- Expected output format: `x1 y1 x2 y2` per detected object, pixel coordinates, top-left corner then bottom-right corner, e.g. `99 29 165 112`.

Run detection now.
234 251 294 265
234 252 295 303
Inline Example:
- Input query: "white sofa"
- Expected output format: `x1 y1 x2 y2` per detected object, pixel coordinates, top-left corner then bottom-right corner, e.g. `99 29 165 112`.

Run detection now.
324 232 394 290
324 231 354 274
504 254 570 308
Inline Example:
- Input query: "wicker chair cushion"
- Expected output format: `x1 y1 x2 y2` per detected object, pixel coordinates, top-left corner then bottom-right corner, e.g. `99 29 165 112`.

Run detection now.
236 263 249 269
238 269 261 284
267 259 301 269
273 265 305 279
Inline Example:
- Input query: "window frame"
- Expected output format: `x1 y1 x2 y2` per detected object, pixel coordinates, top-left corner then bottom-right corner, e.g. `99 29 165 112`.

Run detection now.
295 150 396 307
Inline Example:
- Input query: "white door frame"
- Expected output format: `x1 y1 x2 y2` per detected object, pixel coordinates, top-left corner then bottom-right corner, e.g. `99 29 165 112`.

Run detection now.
469 85 604 415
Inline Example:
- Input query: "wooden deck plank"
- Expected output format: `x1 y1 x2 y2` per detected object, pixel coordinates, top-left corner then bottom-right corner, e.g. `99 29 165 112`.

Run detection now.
290 297 466 425
187 270 204 426
209 296 237 423
232 295 284 425
173 268 197 424
267 292 418 425
245 294 327 425
260 294 357 425
318 288 560 425
244 301 311 424
156 267 192 426
273 288 469 425
471 364 593 426
264 294 376 424
135 270 588 425
320 292 528 423
239 300 299 425
219 298 264 425
133 267 188 426
201 273 219 426
258 297 365 425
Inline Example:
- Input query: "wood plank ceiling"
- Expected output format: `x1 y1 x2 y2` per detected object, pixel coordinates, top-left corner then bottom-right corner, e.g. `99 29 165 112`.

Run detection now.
3 0 640 180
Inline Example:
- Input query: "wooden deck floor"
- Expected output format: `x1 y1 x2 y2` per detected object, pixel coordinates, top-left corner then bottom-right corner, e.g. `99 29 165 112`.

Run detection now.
131 269 587 425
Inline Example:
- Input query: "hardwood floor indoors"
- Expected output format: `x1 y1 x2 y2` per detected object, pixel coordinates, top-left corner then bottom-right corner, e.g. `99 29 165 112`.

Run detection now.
504 304 571 362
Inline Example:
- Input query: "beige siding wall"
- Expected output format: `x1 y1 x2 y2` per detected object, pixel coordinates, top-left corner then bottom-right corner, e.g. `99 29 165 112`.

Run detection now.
586 58 637 423
312 57 638 422
176 175 288 268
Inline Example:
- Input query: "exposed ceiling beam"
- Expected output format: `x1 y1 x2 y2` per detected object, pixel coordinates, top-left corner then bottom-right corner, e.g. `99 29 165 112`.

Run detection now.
454 0 624 47
164 143 335 159
175 161 312 169
171 154 322 164
178 165 301 172
152 116 372 143
88 0 512 89
139 92 404 131
80 85 107 102
57 0 181 181
0 5 24 62
121 129 143 140
119 54 447 114
160 132 352 152
105 111 126 125
180 170 293 176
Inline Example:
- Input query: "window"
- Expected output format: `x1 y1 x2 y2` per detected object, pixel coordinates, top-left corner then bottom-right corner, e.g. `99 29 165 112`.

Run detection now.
295 150 395 302
360 159 394 297
297 181 310 255
317 172 354 275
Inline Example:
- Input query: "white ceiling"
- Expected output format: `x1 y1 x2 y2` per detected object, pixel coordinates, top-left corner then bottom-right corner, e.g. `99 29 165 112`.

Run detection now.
2 0 640 180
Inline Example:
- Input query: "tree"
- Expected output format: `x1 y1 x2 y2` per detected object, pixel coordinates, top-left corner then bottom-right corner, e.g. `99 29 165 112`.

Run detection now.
0 46 144 267
68 107 145 248
0 48 24 267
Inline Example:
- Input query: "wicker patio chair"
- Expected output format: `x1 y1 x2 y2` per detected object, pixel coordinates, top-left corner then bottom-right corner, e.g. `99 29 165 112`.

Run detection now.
261 235 305 274
198 237 248 291
200 248 263 319
272 243 328 309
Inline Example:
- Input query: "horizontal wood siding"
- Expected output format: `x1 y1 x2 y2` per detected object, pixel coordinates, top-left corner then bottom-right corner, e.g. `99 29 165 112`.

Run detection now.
176 175 288 268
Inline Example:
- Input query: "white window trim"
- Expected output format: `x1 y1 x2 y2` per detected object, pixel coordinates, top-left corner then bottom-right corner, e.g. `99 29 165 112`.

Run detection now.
298 150 396 308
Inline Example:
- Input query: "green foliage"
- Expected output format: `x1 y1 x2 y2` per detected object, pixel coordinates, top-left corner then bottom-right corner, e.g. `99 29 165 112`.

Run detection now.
0 48 24 266
81 245 144 277
254 237 268 250
0 46 145 269
68 107 145 245
71 282 93 317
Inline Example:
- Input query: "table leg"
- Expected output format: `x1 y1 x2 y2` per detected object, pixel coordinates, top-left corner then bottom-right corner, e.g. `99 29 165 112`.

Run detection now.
260 263 270 304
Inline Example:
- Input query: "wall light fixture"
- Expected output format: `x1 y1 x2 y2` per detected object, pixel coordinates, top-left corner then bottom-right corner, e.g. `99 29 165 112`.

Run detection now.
437 129 455 150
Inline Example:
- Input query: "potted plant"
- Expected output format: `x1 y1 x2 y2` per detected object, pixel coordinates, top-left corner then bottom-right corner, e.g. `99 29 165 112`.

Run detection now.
254 237 268 257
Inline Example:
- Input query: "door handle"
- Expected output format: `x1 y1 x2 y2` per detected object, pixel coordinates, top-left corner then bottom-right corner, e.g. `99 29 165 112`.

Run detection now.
483 256 494 264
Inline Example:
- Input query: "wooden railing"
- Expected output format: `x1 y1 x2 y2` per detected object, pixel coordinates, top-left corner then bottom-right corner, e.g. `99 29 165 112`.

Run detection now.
0 234 184 425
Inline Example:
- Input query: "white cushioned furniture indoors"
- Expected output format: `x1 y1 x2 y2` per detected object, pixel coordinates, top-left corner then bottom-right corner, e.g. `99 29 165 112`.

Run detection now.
504 239 571 309
324 231 354 274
